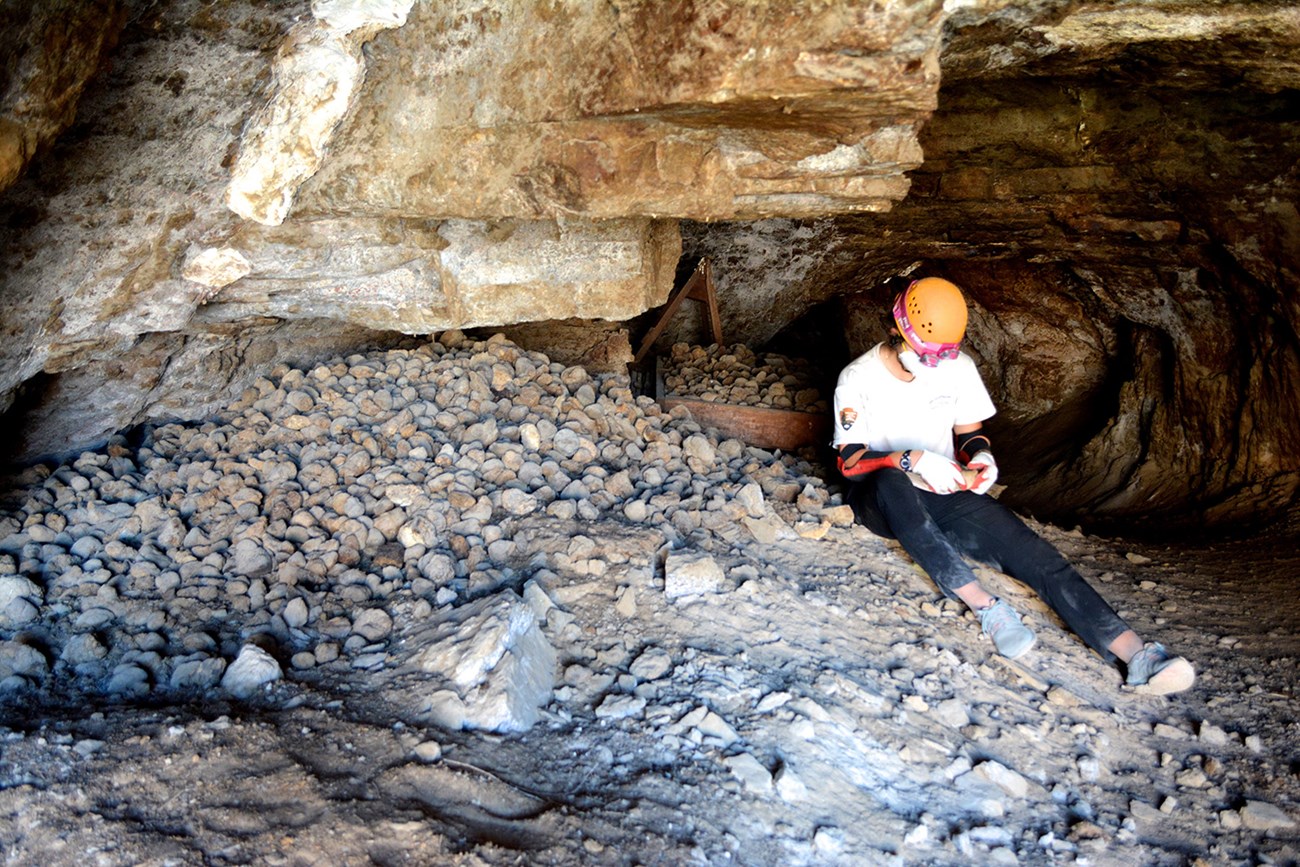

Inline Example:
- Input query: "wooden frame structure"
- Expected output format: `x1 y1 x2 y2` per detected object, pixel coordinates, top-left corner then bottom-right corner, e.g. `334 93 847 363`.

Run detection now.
633 257 829 451
633 258 723 364
654 356 830 451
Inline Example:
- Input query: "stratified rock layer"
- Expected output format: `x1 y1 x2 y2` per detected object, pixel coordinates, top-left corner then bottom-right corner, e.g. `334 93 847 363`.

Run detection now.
295 1 940 222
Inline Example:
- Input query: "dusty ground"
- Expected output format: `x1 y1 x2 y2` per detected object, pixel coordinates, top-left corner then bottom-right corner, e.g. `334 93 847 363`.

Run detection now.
1 338 1298 866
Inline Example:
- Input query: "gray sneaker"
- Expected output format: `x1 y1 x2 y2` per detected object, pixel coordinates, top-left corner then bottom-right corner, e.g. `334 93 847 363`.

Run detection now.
979 598 1036 658
1126 642 1195 695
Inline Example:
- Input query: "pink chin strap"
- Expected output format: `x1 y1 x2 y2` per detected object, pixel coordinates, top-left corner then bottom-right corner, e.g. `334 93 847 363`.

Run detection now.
893 291 961 367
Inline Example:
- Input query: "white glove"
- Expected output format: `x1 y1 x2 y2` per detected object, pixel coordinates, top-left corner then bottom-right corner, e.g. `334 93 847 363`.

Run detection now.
967 450 998 495
911 450 967 494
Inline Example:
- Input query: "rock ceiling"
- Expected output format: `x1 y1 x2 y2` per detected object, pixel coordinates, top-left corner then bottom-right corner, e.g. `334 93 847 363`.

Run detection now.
0 0 1297 534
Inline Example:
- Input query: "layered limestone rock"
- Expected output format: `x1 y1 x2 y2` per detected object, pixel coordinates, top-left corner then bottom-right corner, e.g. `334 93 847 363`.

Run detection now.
197 217 680 334
0 0 683 460
293 1 941 222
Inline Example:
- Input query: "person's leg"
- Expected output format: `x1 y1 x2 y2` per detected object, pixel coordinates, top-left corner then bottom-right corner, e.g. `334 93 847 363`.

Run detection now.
849 472 1036 658
931 492 1131 659
848 469 980 596
854 480 1193 689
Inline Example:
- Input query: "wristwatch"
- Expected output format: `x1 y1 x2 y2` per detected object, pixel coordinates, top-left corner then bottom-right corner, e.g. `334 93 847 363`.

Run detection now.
899 449 913 472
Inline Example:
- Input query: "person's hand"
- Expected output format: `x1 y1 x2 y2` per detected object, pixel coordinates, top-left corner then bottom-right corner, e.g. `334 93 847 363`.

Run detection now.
967 450 998 494
911 450 967 494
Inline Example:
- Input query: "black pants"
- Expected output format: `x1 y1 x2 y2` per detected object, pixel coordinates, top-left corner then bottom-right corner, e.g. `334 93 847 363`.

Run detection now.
847 468 1130 659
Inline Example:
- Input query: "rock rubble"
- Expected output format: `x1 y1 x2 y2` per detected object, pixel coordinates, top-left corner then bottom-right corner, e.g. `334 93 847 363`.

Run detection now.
1 332 1298 865
661 342 828 414
0 331 832 732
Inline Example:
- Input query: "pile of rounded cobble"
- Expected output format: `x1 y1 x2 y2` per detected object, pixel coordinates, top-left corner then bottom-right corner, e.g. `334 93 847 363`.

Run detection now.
0 331 829 705
661 343 828 414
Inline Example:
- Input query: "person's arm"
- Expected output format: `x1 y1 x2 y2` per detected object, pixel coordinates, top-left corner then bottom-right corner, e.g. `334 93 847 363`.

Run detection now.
836 443 906 480
953 423 991 463
838 444 968 494
954 423 998 494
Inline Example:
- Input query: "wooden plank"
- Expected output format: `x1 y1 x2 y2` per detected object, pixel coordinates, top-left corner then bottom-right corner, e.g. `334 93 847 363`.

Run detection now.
633 258 723 363
703 260 724 346
661 396 829 451
633 267 704 364
685 260 723 346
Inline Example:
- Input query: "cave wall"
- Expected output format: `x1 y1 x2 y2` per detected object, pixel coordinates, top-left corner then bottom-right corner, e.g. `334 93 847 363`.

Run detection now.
0 0 1297 531
0 0 125 190
676 9 1300 532
0 0 942 464
290 0 940 222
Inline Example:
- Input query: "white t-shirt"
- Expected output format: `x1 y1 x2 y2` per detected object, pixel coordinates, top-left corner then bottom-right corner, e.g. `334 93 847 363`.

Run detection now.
831 343 996 461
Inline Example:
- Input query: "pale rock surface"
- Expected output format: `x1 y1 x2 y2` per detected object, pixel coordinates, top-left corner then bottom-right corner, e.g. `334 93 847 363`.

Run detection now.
744 513 795 544
221 644 282 699
663 552 728 599
204 215 680 337
970 760 1032 799
0 575 41 615
735 483 767 519
225 0 415 225
774 765 808 803
1240 800 1297 832
181 247 253 294
411 740 442 764
282 597 310 629
351 608 393 642
724 753 774 794
595 694 646 721
629 647 673 682
0 640 46 683
170 657 227 691
401 591 556 733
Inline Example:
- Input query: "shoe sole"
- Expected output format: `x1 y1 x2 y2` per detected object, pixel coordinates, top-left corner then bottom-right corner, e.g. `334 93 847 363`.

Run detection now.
1133 658 1195 695
999 633 1036 660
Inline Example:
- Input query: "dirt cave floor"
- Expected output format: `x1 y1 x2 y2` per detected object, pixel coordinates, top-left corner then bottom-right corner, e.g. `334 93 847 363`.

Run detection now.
0 337 1298 866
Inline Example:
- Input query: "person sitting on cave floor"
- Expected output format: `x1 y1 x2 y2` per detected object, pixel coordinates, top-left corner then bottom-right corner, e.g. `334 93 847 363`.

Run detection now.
831 276 1195 696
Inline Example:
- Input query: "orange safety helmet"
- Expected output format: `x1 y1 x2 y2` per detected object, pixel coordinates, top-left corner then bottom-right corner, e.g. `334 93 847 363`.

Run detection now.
893 277 968 365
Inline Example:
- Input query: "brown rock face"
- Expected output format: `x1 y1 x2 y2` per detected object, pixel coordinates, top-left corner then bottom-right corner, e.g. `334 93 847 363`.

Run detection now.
679 9 1300 532
295 1 941 221
0 0 124 193
944 71 1300 533
0 0 1297 533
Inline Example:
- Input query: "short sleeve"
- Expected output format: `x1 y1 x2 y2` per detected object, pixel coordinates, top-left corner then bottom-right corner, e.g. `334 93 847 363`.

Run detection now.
832 364 872 447
953 357 996 426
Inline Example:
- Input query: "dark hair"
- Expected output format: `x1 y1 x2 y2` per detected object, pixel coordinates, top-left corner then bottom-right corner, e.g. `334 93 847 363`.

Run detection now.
881 307 907 351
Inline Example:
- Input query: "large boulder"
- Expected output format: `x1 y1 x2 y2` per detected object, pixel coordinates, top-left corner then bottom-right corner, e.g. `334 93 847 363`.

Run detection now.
388 592 556 734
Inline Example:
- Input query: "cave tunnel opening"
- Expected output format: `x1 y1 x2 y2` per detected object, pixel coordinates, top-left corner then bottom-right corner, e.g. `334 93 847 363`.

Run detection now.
626 238 1299 545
